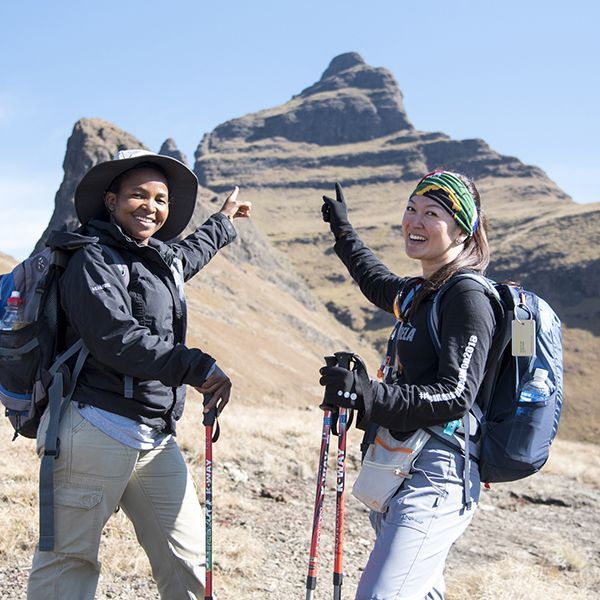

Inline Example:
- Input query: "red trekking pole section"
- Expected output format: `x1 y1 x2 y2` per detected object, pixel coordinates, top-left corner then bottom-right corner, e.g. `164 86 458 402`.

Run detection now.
334 406 349 600
203 395 217 600
306 407 333 600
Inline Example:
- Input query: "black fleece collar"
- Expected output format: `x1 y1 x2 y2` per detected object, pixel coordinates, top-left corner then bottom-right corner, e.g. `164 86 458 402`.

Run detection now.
85 219 175 265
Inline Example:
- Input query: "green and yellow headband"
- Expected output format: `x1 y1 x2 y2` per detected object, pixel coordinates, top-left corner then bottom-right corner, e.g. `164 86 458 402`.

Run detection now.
411 171 479 237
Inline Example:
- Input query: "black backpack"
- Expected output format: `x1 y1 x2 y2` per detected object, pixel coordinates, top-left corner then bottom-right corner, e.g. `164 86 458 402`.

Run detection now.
0 230 129 550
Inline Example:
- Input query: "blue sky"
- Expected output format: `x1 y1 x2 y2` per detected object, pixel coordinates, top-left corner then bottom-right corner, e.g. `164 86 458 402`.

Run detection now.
1 0 597 259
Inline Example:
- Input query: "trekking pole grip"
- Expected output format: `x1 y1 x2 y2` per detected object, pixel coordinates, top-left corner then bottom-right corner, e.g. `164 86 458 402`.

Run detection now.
333 351 353 370
324 355 337 368
203 394 220 444
323 355 341 435
331 352 353 600
202 393 216 427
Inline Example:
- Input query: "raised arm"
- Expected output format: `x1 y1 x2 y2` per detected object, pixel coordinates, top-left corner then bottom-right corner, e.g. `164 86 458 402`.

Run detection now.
174 187 252 281
320 280 497 430
323 183 405 313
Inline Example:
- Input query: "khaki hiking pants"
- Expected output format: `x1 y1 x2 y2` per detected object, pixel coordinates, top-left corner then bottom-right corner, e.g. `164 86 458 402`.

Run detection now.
28 401 205 600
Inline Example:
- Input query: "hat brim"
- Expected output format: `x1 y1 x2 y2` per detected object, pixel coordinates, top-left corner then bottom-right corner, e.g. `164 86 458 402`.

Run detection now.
74 154 198 241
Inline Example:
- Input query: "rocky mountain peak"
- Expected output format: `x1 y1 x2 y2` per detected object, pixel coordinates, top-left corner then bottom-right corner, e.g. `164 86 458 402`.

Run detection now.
320 51 365 79
297 51 404 103
194 52 413 155
159 138 188 165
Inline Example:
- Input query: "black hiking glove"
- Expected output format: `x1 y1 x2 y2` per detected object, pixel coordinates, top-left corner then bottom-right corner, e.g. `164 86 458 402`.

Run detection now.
319 362 371 411
322 182 353 241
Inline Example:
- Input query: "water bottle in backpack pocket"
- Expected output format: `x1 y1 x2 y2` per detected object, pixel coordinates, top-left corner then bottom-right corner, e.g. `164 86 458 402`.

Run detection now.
508 367 556 465
0 275 46 436
0 235 127 439
0 322 42 433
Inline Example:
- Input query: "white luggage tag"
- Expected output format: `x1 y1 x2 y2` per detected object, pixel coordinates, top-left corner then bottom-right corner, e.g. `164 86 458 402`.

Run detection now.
512 294 536 356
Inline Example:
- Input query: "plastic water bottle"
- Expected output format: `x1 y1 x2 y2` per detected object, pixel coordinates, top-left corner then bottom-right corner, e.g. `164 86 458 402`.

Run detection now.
517 368 550 414
0 291 26 331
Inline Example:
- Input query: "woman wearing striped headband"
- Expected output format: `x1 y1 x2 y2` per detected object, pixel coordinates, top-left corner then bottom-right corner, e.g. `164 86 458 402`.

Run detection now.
319 171 495 599
404 170 488 303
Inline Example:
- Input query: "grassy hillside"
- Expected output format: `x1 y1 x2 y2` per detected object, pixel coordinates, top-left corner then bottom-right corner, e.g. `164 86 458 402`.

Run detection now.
220 180 599 443
0 247 598 598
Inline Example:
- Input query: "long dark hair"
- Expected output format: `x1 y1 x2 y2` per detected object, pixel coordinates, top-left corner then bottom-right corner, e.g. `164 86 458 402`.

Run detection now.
410 172 490 315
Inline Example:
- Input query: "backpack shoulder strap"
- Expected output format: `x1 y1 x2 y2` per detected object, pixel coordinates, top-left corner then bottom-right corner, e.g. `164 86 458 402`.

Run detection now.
427 273 502 354
27 250 68 324
39 339 90 551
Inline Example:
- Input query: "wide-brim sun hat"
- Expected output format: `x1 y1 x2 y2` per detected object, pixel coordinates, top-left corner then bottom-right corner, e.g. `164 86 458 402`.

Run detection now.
74 148 198 241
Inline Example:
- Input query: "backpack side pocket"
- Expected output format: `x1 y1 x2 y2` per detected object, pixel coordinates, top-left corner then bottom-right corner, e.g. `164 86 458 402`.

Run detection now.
0 323 40 436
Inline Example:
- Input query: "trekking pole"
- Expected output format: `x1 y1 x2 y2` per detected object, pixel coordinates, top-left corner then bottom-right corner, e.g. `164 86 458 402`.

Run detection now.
332 352 353 600
334 406 348 600
203 395 217 600
306 355 337 600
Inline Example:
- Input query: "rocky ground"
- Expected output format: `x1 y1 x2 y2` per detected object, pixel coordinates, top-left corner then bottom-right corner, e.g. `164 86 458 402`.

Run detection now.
2 407 598 599
191 438 600 600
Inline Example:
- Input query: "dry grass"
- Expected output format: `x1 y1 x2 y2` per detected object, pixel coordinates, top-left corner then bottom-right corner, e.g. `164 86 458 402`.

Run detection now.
447 556 588 600
549 543 589 573
2 400 599 598
0 434 38 564
100 509 153 574
544 438 600 488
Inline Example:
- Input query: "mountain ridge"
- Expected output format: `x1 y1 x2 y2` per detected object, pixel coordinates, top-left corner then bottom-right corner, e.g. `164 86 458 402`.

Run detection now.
193 53 566 195
14 52 600 442
191 53 594 339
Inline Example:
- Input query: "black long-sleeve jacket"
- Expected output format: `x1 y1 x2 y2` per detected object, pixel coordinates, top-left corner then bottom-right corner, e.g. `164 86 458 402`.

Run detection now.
334 229 496 432
59 214 236 433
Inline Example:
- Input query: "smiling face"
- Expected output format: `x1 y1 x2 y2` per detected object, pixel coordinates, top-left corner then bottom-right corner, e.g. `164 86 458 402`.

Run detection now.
402 195 465 277
105 167 169 245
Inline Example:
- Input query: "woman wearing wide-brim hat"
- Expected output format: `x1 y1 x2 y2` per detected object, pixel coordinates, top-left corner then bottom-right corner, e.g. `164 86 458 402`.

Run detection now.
28 149 250 600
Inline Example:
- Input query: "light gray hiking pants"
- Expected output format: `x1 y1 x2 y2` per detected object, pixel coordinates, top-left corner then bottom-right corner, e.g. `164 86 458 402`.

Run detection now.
355 436 480 600
27 401 205 600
